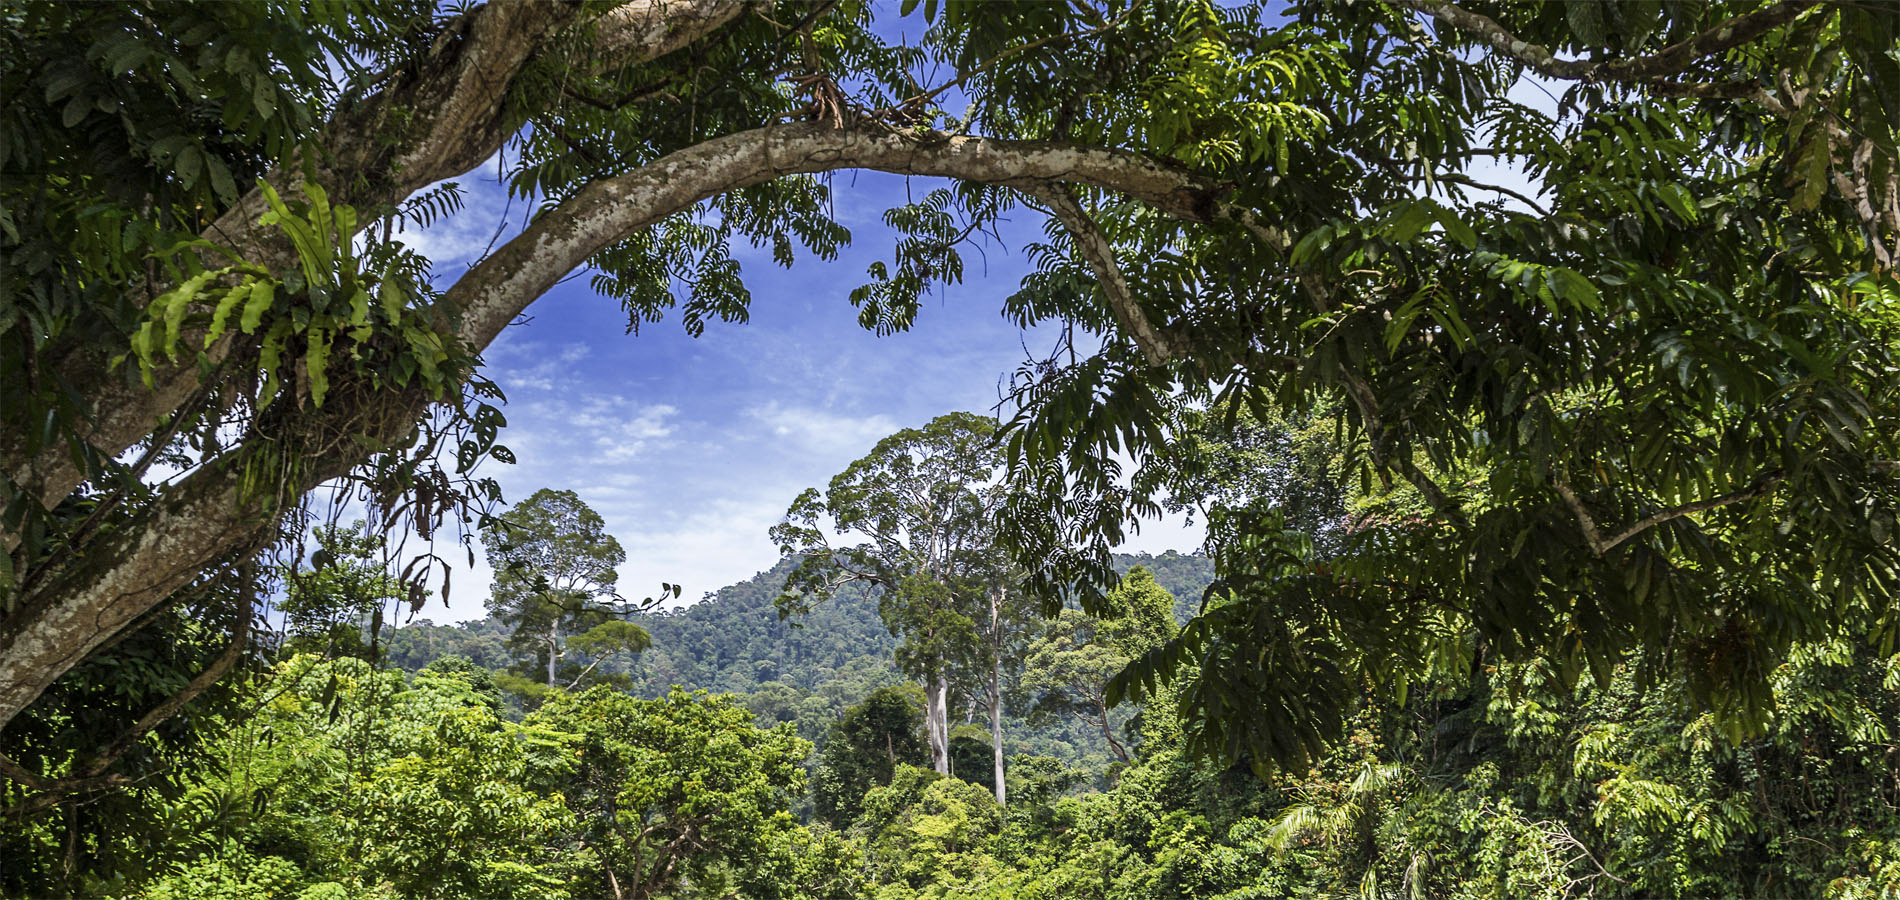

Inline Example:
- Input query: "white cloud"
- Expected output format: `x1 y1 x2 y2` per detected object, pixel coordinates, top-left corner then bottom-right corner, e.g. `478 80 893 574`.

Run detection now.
481 339 593 393
595 403 678 462
393 167 529 281
370 163 1207 625
616 493 797 607
746 401 899 457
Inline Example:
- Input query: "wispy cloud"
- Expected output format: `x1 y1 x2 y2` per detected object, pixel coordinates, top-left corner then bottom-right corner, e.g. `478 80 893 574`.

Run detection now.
745 401 899 457
487 340 592 392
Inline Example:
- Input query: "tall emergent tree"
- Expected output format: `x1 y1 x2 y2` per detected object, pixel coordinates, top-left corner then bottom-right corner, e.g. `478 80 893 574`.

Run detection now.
963 575 1039 802
2 0 1896 802
772 412 1008 781
482 488 647 689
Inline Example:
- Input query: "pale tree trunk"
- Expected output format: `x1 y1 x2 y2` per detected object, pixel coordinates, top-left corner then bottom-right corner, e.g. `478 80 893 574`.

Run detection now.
545 618 562 688
988 585 1006 805
925 674 950 775
988 681 1005 804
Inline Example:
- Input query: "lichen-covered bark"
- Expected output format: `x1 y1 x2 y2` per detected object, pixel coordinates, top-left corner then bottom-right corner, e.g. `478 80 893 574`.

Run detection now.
0 465 292 723
0 388 416 725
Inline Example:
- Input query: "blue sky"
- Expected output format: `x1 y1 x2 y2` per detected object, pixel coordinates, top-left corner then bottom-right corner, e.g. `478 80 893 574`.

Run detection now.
398 167 1204 622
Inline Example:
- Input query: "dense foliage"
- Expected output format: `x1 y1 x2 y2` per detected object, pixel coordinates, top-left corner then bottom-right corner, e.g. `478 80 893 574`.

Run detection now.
36 655 853 900
833 639 1900 900
7 541 1897 898
994 0 1900 772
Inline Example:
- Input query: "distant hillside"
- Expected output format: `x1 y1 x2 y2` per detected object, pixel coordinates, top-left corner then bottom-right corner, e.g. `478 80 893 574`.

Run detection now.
619 556 900 698
385 551 1216 759
1131 550 1221 620
393 552 1213 688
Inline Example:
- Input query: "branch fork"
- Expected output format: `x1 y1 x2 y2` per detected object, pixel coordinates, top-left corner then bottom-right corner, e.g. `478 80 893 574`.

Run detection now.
1555 472 1785 557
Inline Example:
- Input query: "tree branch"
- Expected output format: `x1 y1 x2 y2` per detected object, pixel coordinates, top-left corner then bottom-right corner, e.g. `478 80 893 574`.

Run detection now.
1556 472 1785 556
1598 473 1785 553
440 122 1229 354
1439 172 1550 216
0 122 1229 731
91 587 252 770
0 600 247 810
1552 477 1608 553
1025 184 1182 367
4 0 758 522
0 769 133 818
1392 0 1821 84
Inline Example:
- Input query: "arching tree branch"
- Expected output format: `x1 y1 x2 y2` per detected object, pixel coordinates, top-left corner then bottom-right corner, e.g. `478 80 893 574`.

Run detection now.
3 0 758 524
0 122 1227 730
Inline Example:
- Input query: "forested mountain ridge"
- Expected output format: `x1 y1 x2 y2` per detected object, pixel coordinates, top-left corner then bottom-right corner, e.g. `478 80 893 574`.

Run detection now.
388 551 1214 697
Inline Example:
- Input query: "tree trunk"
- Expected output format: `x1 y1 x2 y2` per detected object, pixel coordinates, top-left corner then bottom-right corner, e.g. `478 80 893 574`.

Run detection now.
989 584 1006 805
988 681 1006 805
925 674 950 775
545 618 562 688
1098 696 1130 763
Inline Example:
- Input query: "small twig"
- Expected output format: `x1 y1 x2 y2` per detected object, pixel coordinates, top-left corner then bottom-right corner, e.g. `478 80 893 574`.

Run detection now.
1439 172 1550 216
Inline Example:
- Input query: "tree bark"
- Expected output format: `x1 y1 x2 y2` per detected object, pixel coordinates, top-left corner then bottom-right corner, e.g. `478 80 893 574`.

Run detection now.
988 584 1006 805
1097 696 1130 763
925 673 950 775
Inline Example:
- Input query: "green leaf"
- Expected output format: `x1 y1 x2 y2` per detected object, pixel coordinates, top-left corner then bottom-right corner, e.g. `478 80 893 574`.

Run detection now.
1566 1 1608 47
175 145 202 189
161 281 193 359
206 283 250 347
1433 205 1477 249
1788 132 1830 211
240 281 275 333
307 327 331 407
1547 267 1602 313
61 93 90 128
1655 182 1699 224
1387 202 1435 243
251 78 275 121
206 156 237 204
379 280 406 322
